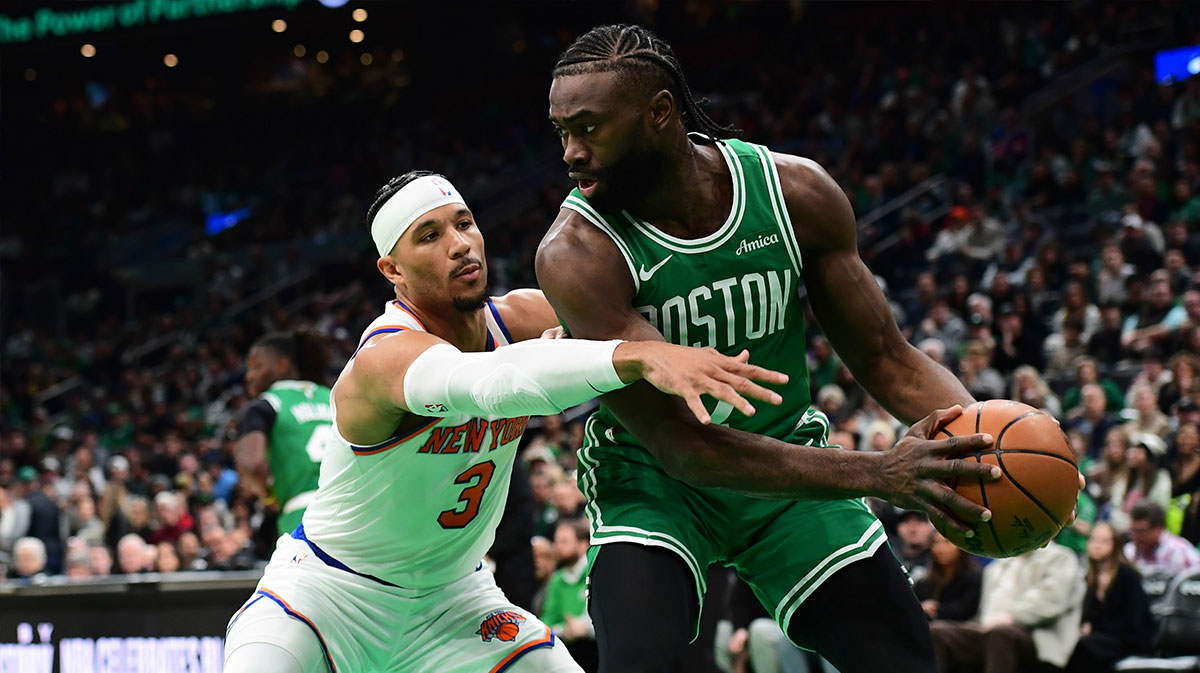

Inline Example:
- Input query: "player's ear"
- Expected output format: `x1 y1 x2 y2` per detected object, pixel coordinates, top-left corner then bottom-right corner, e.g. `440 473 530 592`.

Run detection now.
648 90 674 130
377 255 405 286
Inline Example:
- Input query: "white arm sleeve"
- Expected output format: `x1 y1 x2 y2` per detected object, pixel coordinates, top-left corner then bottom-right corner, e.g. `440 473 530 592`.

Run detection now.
402 339 627 419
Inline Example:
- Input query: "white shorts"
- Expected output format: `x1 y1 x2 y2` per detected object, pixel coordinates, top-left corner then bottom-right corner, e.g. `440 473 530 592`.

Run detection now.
224 534 581 673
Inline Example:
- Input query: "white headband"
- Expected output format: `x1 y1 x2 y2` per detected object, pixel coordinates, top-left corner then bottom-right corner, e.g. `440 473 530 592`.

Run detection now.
371 175 468 256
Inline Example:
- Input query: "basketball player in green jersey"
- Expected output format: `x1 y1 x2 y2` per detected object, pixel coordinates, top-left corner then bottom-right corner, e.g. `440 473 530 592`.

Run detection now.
537 25 1007 673
237 330 333 536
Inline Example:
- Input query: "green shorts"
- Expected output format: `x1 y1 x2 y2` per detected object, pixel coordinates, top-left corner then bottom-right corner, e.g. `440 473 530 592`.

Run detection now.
578 421 887 643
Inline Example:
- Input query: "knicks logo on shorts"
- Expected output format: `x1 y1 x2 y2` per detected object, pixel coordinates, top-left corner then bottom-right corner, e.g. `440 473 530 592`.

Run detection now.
476 610 525 643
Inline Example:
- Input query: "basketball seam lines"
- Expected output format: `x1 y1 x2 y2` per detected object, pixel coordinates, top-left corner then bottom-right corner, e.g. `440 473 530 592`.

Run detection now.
972 403 1005 555
994 412 1064 532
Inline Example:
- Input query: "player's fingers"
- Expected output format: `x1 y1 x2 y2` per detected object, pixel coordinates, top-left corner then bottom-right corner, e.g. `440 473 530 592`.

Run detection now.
910 404 962 437
918 482 993 524
927 456 1002 481
724 360 789 386
704 381 756 417
684 394 711 425
928 433 994 457
931 404 965 433
734 349 751 363
722 374 783 406
916 494 976 537
1078 471 1086 490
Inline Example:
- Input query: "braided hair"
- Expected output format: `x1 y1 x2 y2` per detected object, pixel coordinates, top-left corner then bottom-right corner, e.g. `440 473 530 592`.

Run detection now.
364 170 445 230
252 330 330 386
553 24 740 138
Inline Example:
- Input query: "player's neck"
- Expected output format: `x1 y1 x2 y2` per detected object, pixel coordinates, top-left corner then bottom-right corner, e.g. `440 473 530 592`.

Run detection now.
402 298 490 352
624 139 730 238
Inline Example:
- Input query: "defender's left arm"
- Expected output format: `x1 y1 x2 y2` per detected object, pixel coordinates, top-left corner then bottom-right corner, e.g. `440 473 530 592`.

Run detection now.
777 153 975 424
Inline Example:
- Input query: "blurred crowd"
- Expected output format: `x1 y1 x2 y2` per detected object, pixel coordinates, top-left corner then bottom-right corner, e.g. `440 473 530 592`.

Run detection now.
4 0 1200 671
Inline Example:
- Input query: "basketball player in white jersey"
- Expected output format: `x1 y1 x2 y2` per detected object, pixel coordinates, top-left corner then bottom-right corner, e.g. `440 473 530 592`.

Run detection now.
222 170 788 673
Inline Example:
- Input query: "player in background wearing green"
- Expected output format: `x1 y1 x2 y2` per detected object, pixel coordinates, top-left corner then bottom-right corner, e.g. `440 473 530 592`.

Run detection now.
236 330 333 537
537 24 1016 673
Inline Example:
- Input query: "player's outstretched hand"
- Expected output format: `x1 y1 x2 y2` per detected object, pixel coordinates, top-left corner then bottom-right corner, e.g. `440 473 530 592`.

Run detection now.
877 405 1002 536
615 344 789 424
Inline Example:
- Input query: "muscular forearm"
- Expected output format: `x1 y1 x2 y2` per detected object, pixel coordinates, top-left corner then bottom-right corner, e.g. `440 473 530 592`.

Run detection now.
614 396 882 499
856 342 975 425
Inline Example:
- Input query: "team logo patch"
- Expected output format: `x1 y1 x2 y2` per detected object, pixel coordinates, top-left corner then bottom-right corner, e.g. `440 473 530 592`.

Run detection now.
424 403 448 413
477 610 525 643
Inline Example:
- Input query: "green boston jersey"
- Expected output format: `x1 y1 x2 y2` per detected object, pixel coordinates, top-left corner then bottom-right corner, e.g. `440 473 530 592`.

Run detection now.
260 380 332 523
561 136 829 453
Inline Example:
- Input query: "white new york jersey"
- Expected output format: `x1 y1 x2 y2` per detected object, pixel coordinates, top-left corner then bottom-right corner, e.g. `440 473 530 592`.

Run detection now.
300 298 529 589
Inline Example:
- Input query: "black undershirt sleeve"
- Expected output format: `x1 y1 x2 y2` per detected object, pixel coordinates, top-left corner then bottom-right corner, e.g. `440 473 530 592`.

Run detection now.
238 398 277 436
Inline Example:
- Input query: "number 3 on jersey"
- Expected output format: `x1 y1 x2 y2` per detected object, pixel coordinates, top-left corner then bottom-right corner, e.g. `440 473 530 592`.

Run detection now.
438 461 495 529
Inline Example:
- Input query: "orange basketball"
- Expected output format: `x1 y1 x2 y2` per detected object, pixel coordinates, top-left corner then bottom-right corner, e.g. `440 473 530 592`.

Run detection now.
934 400 1078 558
497 621 520 642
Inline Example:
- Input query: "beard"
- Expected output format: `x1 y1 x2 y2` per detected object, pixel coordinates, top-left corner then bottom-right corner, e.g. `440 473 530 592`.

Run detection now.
582 130 663 212
452 288 489 313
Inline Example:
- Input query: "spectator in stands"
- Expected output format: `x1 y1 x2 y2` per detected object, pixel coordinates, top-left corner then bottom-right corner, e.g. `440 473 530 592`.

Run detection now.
148 490 194 544
1123 270 1186 357
529 469 561 539
959 339 1005 400
1125 500 1200 575
154 541 181 573
10 537 47 582
65 483 105 547
892 510 935 586
1095 245 1134 309
1053 281 1102 343
1088 304 1127 365
117 533 151 574
0 484 29 563
14 465 63 575
1064 357 1125 414
807 335 840 393
1068 383 1120 459
1123 382 1170 440
1109 434 1172 532
1158 353 1200 415
1044 316 1088 386
1010 365 1062 418
530 536 556 615
914 301 968 358
89 544 113 577
541 519 595 672
65 547 92 579
992 302 1045 374
930 541 1084 673
549 481 586 537
1087 428 1130 510
1171 425 1200 544
1065 522 1155 673
914 531 982 623
124 495 152 542
177 531 205 571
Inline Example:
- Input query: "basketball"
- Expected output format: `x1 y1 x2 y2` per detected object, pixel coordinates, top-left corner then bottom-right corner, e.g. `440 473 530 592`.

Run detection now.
497 622 521 642
934 400 1078 558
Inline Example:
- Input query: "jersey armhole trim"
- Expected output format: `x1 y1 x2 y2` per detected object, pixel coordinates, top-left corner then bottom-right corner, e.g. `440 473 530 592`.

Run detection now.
349 416 440 455
752 144 804 276
352 325 409 357
486 299 515 344
561 197 641 295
